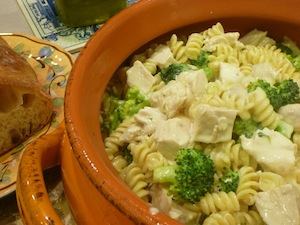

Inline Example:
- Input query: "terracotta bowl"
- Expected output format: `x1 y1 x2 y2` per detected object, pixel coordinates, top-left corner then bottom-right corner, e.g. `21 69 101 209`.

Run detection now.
16 0 300 224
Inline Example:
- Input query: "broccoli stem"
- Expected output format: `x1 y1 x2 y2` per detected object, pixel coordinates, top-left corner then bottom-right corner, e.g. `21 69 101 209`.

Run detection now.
275 120 294 139
153 165 178 184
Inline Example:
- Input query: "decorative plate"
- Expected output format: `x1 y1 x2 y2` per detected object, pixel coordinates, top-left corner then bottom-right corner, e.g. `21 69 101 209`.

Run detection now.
0 33 74 198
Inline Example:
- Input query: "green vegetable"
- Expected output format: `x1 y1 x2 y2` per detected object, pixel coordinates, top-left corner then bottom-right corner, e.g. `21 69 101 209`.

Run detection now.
248 79 272 94
287 54 300 72
232 116 263 139
120 87 149 119
190 51 213 80
276 43 300 72
159 51 213 83
217 168 239 193
160 63 193 83
276 43 294 55
232 116 292 140
101 86 149 134
275 120 294 139
153 148 215 203
120 145 133 164
248 79 300 111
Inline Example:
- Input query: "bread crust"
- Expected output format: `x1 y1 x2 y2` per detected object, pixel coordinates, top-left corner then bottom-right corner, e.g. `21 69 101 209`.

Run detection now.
0 36 53 155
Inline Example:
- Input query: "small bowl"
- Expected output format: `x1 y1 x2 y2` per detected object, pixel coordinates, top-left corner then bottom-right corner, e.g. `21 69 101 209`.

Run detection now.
16 0 300 224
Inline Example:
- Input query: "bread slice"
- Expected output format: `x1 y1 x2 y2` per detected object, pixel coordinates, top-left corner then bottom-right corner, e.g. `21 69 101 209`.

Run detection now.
0 36 53 155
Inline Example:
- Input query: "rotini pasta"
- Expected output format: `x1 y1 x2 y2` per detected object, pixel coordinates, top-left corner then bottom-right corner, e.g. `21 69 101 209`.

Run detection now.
204 143 231 171
202 211 239 225
236 210 264 225
104 116 135 160
149 74 166 92
130 43 159 65
242 44 299 83
293 132 300 150
145 151 168 171
248 87 280 129
204 140 256 171
128 135 156 169
236 166 259 206
128 135 157 180
223 92 254 120
201 22 224 39
197 191 240 215
197 79 231 106
123 162 150 201
258 171 285 191
208 43 241 69
185 33 204 60
111 155 128 173
167 34 188 63
202 208 264 225
239 63 253 76
143 58 158 75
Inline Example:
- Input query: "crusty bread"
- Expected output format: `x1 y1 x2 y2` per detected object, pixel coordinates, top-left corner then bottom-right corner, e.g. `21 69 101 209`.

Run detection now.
0 36 53 155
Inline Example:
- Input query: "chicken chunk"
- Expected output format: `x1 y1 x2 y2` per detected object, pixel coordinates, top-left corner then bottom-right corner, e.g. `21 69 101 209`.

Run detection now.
255 184 300 225
192 104 237 143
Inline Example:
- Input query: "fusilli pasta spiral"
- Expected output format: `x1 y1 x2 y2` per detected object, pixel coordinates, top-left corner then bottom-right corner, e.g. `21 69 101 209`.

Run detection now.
123 162 149 201
202 211 239 225
197 191 240 215
258 171 285 191
248 87 280 129
236 166 259 206
237 210 264 225
104 116 135 159
201 22 224 39
167 34 188 63
185 33 204 60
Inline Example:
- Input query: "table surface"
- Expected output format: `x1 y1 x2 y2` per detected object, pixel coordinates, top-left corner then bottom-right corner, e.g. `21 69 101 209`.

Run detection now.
0 166 75 225
0 1 76 224
1 0 32 34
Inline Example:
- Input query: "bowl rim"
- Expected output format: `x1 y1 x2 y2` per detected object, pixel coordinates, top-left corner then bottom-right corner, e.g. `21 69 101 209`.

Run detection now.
64 0 300 224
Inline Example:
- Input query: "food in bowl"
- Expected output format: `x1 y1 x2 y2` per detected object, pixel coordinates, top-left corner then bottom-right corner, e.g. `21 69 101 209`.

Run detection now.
0 36 53 155
101 22 300 224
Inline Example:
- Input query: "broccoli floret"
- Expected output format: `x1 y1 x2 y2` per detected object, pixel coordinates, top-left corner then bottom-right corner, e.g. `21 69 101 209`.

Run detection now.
248 79 300 111
101 94 123 134
190 51 213 80
232 116 293 139
276 79 300 107
276 43 294 55
101 86 149 133
287 54 300 72
232 116 263 139
248 79 272 93
153 148 215 203
160 63 192 83
119 87 149 119
276 43 300 72
120 145 133 164
217 168 239 193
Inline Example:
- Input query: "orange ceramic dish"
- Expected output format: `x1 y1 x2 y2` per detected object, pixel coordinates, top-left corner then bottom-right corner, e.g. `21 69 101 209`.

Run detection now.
16 0 300 224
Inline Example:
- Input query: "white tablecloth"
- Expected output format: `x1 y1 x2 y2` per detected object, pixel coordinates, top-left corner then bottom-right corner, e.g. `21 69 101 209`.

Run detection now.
1 0 33 34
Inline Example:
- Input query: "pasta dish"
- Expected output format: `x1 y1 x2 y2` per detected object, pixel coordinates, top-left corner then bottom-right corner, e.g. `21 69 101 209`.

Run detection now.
100 22 300 225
